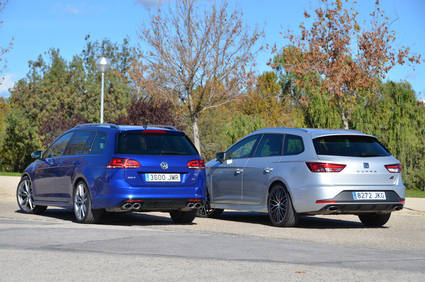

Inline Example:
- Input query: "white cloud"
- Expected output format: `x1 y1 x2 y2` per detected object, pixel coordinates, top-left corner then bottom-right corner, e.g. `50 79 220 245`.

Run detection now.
0 74 15 97
136 0 171 9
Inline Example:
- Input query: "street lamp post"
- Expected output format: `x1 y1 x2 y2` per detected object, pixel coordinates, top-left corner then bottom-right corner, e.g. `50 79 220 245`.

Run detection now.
95 57 111 124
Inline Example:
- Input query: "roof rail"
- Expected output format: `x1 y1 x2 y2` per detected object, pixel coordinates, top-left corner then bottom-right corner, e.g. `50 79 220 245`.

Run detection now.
143 124 177 130
74 123 119 129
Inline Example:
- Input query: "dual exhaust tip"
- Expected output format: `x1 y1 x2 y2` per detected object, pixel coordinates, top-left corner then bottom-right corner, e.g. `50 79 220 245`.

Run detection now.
186 202 202 209
121 202 142 211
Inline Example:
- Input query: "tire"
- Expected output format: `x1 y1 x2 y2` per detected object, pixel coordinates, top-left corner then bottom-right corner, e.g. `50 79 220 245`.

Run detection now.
358 213 391 227
196 192 224 218
16 176 47 214
267 183 298 227
170 210 196 224
73 181 103 224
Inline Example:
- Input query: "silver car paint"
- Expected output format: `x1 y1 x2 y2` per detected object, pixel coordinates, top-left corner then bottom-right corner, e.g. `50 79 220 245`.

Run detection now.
206 128 405 214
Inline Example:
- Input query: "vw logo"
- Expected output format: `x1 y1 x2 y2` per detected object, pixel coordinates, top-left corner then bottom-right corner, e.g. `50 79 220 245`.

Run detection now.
363 163 369 169
160 161 168 170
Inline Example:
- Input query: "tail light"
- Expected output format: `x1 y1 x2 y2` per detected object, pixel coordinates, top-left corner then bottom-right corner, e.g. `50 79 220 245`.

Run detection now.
306 162 346 173
385 163 402 173
187 159 205 169
106 158 141 169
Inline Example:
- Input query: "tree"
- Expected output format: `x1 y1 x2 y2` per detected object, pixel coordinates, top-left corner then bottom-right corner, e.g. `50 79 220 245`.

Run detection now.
273 0 422 129
8 37 133 147
133 0 262 153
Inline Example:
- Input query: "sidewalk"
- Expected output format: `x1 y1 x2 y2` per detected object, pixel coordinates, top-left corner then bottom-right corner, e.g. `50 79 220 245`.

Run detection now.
0 176 424 212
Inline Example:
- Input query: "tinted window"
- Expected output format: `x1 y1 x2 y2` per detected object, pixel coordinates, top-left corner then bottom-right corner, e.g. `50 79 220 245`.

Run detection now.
90 131 108 154
44 132 74 158
284 134 304 155
313 135 390 157
226 135 260 159
254 134 283 157
117 132 198 155
64 131 96 155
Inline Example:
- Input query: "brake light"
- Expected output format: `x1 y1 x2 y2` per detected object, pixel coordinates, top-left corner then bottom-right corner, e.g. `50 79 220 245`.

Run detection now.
142 130 166 134
306 162 346 173
106 158 141 169
385 163 402 173
187 159 205 169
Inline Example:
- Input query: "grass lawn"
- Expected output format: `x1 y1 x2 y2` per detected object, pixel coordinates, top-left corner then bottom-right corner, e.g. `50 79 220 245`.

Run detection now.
0 172 21 176
406 189 425 198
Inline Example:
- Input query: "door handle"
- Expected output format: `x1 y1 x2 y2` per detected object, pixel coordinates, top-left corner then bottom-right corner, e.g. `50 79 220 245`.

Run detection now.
264 168 274 173
235 168 244 174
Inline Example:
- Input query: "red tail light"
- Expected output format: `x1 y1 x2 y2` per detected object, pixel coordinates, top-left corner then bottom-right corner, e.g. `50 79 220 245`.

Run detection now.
306 162 346 173
385 163 402 173
106 158 141 169
187 159 205 169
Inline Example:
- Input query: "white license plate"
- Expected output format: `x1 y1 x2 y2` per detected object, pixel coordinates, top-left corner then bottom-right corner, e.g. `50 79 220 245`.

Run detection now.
145 173 181 182
353 192 386 200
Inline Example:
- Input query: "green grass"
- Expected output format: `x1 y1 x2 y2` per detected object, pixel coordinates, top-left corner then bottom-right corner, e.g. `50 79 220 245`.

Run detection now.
0 172 21 176
406 189 425 198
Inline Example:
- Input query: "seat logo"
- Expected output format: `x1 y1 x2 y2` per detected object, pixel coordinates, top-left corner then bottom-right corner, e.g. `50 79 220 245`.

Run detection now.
160 161 168 170
363 162 369 169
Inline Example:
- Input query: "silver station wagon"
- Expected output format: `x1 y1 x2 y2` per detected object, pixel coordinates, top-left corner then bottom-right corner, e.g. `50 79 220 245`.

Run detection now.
199 128 405 227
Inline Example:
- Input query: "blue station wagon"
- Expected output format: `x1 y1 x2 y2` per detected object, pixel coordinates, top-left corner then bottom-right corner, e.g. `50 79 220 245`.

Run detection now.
16 124 206 224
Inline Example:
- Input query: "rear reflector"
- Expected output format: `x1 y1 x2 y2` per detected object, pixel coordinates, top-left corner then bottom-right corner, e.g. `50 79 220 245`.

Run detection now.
306 162 346 173
187 159 205 169
316 200 337 204
398 200 405 203
385 163 402 173
188 199 202 202
106 158 141 169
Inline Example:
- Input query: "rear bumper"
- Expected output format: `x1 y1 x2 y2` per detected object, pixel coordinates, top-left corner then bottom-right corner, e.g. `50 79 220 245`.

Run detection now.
92 180 206 209
105 198 204 212
291 184 405 213
310 202 403 215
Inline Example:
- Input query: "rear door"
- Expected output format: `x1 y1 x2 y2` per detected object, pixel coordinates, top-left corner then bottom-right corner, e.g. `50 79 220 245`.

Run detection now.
312 135 400 186
242 134 284 205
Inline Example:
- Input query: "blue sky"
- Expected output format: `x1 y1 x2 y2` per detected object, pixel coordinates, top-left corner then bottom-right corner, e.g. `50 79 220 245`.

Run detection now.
1 0 425 98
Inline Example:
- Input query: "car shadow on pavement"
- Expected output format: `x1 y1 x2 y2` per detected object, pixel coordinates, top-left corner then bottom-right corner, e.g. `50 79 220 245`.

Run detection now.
15 209 195 226
215 212 387 229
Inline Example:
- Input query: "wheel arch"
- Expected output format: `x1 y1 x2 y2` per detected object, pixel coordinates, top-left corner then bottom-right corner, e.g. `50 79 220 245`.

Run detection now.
267 179 296 207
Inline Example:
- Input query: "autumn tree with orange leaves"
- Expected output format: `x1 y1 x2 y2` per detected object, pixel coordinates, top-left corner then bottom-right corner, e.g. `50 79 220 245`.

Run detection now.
273 0 422 129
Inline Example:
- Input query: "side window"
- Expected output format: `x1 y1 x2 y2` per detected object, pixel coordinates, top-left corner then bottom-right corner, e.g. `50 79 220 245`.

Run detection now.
226 135 261 160
89 131 108 154
284 134 304 155
64 131 96 156
254 134 284 157
43 132 74 158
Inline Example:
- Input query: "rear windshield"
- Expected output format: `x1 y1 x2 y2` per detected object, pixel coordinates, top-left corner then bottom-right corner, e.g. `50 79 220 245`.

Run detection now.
117 131 198 155
313 135 390 157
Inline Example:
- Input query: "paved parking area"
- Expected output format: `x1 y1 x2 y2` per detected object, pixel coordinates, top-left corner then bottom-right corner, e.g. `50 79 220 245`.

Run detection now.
1 176 425 281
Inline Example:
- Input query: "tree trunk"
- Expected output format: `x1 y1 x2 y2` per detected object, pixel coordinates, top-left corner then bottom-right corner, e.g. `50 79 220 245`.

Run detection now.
341 111 349 130
337 97 349 129
191 115 201 155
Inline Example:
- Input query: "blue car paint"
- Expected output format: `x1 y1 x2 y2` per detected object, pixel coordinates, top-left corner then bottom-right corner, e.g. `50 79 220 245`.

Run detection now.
22 125 206 211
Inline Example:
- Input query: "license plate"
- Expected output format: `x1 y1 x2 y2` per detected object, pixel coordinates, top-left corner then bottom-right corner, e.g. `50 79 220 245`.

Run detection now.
353 192 386 200
145 173 181 182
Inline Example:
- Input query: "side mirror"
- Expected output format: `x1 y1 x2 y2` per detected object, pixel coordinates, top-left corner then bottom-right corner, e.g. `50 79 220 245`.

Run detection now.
31 150 43 159
216 152 226 163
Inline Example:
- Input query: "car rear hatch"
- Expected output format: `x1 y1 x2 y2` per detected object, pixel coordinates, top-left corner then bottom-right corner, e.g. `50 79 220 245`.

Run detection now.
112 129 204 188
310 135 401 186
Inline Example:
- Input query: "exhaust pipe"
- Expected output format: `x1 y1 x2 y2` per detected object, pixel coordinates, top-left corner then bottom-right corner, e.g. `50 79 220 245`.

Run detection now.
327 206 339 212
132 203 142 210
186 203 194 208
122 202 132 210
194 203 202 208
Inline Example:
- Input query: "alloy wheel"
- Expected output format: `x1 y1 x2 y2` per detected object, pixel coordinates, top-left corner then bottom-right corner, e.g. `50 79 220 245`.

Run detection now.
74 183 88 221
17 179 35 212
268 187 288 224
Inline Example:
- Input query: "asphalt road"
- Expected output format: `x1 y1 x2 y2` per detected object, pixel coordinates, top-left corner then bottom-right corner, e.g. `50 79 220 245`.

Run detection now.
1 177 425 281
